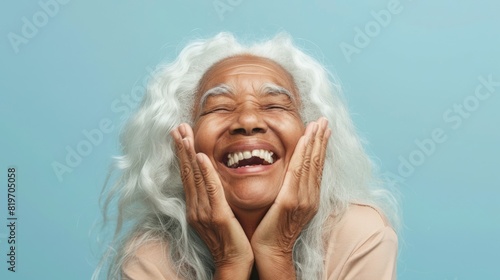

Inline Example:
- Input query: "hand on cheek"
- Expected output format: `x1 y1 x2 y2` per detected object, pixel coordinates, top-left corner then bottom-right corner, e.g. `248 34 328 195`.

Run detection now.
171 124 254 279
171 117 331 279
250 117 331 278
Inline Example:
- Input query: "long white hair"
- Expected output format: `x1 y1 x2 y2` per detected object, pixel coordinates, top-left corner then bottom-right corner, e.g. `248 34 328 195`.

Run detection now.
94 32 399 280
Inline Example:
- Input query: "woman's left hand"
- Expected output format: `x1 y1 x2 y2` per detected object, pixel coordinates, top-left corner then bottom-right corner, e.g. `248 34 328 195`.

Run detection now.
250 117 331 278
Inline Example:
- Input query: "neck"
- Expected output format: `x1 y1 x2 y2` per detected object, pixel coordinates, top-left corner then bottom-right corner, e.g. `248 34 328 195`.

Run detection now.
250 265 259 280
232 206 269 240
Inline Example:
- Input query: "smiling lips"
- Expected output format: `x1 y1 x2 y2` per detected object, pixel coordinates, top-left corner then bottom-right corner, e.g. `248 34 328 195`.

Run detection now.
226 149 275 168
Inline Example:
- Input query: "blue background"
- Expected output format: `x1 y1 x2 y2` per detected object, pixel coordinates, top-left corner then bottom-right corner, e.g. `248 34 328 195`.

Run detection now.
1 0 499 279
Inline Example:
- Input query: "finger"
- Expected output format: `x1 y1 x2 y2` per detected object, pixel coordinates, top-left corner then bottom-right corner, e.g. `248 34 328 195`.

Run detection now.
317 120 331 184
308 117 329 188
182 135 210 211
304 118 330 203
298 121 318 196
180 124 208 197
317 127 331 183
316 118 331 184
196 153 229 212
280 121 316 196
171 126 197 204
179 122 194 141
179 124 217 226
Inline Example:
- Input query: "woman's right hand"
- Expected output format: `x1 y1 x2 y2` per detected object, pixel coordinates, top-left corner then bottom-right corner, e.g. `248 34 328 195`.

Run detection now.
171 123 254 280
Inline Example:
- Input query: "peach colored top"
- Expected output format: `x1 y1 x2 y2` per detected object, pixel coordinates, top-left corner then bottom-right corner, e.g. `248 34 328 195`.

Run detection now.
123 204 398 280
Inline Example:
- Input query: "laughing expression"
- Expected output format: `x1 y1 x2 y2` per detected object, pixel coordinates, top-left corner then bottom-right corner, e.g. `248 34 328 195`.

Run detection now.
192 55 305 213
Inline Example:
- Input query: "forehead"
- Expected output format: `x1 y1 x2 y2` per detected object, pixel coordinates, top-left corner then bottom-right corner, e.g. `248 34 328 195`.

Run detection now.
197 55 297 95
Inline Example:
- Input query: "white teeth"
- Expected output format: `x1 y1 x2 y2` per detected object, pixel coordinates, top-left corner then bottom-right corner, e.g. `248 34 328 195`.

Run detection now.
226 149 275 167
243 151 252 159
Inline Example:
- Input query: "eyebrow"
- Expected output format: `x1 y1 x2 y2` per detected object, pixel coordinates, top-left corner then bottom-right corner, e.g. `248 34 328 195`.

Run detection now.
198 84 234 108
260 83 295 101
198 82 295 109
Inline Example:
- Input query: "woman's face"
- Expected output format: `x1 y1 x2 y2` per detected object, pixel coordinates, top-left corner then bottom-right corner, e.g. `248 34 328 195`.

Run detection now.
192 55 305 213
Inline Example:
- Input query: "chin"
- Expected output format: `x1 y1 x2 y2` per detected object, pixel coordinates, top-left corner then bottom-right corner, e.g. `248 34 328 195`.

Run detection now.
223 177 282 211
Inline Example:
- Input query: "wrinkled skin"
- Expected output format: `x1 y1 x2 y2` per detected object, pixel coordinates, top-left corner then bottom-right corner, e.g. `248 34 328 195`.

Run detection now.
170 55 331 279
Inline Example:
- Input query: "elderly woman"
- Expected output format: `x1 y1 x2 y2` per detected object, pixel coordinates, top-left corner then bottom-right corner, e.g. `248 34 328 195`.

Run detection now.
97 33 399 280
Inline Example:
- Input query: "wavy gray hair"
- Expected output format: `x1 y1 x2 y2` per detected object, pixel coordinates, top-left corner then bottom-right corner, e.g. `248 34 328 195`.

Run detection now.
94 32 399 280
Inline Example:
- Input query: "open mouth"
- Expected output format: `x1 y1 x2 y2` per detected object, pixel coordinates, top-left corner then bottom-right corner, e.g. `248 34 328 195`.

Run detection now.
225 149 277 168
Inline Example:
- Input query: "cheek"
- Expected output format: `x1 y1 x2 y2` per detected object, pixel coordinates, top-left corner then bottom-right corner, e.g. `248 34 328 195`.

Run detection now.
285 128 305 153
193 122 209 153
270 113 304 135
268 115 305 152
193 118 224 154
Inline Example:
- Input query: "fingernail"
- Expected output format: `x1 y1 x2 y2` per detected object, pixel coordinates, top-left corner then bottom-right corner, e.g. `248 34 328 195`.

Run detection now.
169 127 177 138
302 133 310 144
182 137 190 147
320 117 328 127
179 123 186 137
312 122 319 134
196 153 204 163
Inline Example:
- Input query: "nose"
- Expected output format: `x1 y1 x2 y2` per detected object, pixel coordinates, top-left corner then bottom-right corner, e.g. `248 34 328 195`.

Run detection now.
229 108 268 135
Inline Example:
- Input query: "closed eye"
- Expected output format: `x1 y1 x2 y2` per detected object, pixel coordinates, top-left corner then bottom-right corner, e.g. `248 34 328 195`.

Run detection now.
200 107 233 116
264 104 287 111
